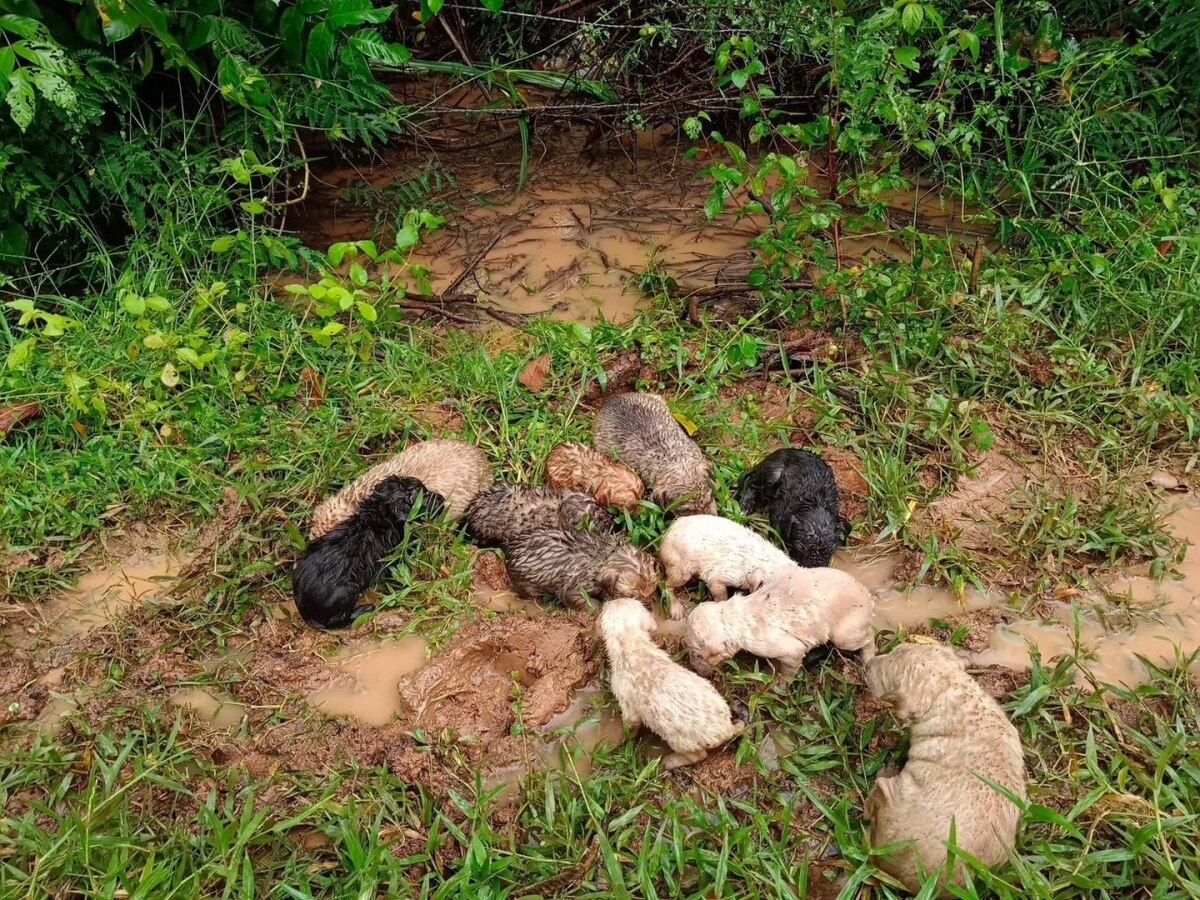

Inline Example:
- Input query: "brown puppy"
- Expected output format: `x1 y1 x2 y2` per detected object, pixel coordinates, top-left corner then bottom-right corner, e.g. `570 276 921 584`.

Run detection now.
466 483 614 550
544 442 644 511
504 528 657 609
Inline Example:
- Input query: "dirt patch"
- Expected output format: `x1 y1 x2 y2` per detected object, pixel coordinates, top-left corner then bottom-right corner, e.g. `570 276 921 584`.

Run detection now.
970 665 1029 701
685 749 757 798
718 378 797 428
822 448 870 523
473 551 511 592
398 615 598 741
925 449 1037 552
581 350 648 404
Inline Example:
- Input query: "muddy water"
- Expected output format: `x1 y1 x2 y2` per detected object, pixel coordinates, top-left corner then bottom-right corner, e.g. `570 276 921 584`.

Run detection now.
6 551 185 650
298 125 988 325
841 499 1200 688
171 687 247 729
308 635 428 726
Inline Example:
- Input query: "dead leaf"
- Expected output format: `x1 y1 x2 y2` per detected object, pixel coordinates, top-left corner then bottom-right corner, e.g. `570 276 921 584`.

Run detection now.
518 354 552 392
1156 240 1174 257
1035 46 1059 63
0 401 40 438
297 368 326 408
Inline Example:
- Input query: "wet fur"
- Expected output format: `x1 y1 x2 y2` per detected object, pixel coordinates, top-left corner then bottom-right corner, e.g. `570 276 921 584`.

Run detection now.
504 528 658 608
599 598 745 769
737 448 848 567
309 439 491 539
685 566 875 676
659 514 794 615
864 643 1026 895
593 393 716 516
466 483 614 550
293 477 444 629
544 442 645 511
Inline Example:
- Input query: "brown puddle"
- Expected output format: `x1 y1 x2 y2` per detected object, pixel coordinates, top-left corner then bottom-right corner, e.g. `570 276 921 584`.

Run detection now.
842 498 1200 688
4 548 186 650
308 635 428 727
296 116 989 325
171 687 247 729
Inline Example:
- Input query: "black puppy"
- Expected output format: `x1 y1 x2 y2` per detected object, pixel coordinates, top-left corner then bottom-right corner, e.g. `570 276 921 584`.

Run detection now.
736 448 849 568
293 476 444 629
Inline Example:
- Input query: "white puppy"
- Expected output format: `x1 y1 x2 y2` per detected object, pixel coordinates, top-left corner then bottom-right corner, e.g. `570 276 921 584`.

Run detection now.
685 566 875 676
598 598 744 769
659 515 795 611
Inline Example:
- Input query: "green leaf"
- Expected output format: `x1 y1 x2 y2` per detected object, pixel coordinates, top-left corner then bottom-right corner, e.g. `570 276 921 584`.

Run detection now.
211 235 238 253
145 295 171 312
426 0 445 16
6 68 34 130
357 240 379 259
395 224 420 251
959 30 981 61
279 7 305 63
328 1 395 28
40 313 72 337
730 69 749 90
5 337 35 370
142 333 167 350
348 29 411 66
895 46 920 71
320 321 345 337
328 242 350 266
176 347 203 369
901 2 924 34
160 363 181 388
914 139 936 155
355 300 377 321
307 23 334 76
349 262 369 286
480 0 504 10
0 221 28 259
241 199 266 215
704 193 724 220
121 293 146 315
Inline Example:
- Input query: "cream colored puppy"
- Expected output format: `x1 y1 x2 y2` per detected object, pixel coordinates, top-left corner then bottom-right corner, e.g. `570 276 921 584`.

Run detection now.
659 514 794 607
685 566 875 676
864 643 1026 895
599 598 744 769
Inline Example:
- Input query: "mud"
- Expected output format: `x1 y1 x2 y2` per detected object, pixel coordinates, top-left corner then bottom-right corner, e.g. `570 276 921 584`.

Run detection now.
309 635 428 726
295 113 990 326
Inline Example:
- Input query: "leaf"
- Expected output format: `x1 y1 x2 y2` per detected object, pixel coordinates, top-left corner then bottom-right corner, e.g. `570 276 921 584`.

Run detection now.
426 0 445 16
6 67 34 130
394 223 420 251
142 333 167 350
480 0 503 10
121 293 146 315
160 363 181 388
297 367 326 408
672 410 699 436
349 262 369 286
176 347 202 368
145 295 171 312
320 321 345 337
730 68 749 90
348 29 411 66
0 400 40 437
914 139 936 155
355 300 377 321
211 235 238 253
901 2 924 34
328 242 350 266
959 30 981 61
704 193 724 220
307 22 334 76
328 0 395 28
895 46 920 72
357 240 379 259
518 354 552 393
279 7 305 62
39 314 72 337
5 337 36 370
0 220 28 259
241 199 266 215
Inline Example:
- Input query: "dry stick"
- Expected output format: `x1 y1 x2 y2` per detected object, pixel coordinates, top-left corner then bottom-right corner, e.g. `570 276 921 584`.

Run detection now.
276 132 311 208
969 236 984 296
439 14 473 67
683 278 814 299
826 92 849 331
444 231 504 296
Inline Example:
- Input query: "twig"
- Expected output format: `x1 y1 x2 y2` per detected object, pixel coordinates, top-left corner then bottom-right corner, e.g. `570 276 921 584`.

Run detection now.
445 231 503 296
276 132 310 208
439 14 473 67
969 236 984 296
682 278 813 299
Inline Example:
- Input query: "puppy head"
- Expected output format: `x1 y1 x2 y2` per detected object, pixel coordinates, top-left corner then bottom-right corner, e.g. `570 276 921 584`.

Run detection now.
599 545 659 601
370 476 444 521
598 596 658 638
654 460 717 517
594 463 645 511
784 506 839 568
684 602 731 675
866 643 967 722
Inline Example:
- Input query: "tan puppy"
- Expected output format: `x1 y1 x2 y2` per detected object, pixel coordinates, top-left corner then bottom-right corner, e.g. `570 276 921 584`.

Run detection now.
544 442 645 511
685 566 875 676
659 514 794 603
598 598 744 769
864 643 1026 895
310 439 491 538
